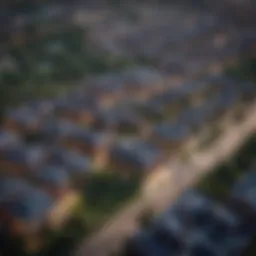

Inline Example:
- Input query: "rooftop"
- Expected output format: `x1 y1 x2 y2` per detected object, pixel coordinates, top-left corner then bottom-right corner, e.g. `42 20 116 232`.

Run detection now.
5 188 54 222
131 190 251 256
153 121 191 142
6 107 40 125
0 129 23 150
1 144 48 167
0 177 33 203
111 139 160 170
50 148 92 174
34 165 69 187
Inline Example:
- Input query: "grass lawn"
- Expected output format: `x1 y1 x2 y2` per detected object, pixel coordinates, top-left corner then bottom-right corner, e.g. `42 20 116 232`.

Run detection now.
32 172 140 256
196 134 256 200
82 172 141 231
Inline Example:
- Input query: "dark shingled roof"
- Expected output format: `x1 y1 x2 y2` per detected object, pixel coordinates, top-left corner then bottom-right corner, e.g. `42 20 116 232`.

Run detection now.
111 139 160 170
0 177 33 203
131 190 250 256
35 165 69 186
6 188 54 221
154 121 191 142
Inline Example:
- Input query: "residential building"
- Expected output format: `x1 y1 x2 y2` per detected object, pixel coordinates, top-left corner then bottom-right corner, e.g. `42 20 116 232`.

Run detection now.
134 101 165 124
178 76 226 107
93 107 148 136
0 177 33 204
3 107 42 135
83 75 124 108
0 188 54 236
25 118 60 145
60 129 112 167
151 121 191 153
121 67 165 100
109 139 162 177
27 99 55 118
0 129 23 150
127 190 252 256
54 99 98 126
151 88 188 114
177 92 229 133
33 165 70 198
24 117 78 146
49 148 92 176
0 145 49 175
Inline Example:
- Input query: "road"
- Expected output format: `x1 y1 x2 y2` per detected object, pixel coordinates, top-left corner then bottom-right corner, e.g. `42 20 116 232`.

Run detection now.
76 101 256 256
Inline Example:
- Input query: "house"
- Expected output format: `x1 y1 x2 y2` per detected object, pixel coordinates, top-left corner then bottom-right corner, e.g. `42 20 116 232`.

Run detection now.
121 67 165 100
23 117 77 145
177 93 226 133
0 188 54 236
178 106 207 133
54 98 98 126
3 107 41 135
0 129 23 150
84 74 124 108
0 145 49 175
0 177 33 204
215 89 240 117
109 139 162 177
151 87 187 111
134 101 165 124
49 148 92 176
160 60 186 85
151 121 191 153
33 165 70 198
178 76 226 107
127 190 252 256
60 128 112 166
0 146 31 175
27 99 55 118
93 107 148 136
24 145 50 171
24 117 60 145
